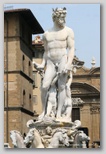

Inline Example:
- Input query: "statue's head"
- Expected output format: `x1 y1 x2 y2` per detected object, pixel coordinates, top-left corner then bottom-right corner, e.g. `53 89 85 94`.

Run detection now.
46 126 52 135
52 7 67 27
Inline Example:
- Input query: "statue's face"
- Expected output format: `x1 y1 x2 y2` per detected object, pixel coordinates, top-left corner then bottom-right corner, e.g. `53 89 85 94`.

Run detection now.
46 127 52 135
52 8 67 28
55 12 66 27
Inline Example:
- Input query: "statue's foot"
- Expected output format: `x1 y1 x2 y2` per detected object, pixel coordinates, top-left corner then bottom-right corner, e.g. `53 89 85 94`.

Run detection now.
56 113 61 119
63 117 72 122
55 116 63 122
62 117 72 123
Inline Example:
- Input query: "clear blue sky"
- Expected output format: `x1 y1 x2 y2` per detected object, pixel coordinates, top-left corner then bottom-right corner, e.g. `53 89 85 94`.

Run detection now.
4 3 100 68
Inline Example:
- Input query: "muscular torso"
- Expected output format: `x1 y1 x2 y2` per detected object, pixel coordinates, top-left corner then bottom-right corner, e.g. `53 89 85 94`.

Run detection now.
43 27 70 63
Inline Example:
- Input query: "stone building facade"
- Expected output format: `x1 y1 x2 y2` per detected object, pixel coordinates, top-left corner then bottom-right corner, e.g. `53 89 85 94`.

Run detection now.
4 8 44 146
72 62 100 147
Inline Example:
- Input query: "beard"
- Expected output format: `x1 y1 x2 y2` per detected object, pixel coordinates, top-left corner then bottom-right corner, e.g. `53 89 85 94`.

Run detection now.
56 18 65 27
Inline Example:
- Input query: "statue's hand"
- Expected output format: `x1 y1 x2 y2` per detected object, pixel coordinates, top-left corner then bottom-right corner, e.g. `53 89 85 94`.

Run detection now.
33 62 44 70
62 64 69 74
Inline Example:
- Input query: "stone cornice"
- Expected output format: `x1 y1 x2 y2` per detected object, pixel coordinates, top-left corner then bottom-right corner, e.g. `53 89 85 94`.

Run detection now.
72 93 100 98
71 82 100 93
4 70 33 83
4 106 34 116
73 74 100 78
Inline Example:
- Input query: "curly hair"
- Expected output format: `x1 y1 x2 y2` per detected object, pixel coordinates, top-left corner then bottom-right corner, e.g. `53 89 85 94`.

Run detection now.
52 7 67 22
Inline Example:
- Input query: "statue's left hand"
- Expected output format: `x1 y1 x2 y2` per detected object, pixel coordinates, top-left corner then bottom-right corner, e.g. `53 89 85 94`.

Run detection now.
33 62 44 70
62 64 69 74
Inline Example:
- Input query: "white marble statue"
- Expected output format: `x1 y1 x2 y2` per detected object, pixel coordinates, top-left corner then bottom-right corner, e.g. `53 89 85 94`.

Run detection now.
73 131 90 148
24 128 44 148
10 130 26 148
42 126 53 147
48 128 69 148
9 8 91 149
33 7 75 120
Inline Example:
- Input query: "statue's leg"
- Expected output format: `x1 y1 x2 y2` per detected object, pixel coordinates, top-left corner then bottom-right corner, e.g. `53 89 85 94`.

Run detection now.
56 76 67 118
56 55 68 118
46 84 57 117
46 101 52 116
39 60 56 119
65 105 72 121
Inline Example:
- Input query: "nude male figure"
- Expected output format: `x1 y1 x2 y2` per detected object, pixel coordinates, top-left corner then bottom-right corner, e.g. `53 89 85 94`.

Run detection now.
33 7 75 120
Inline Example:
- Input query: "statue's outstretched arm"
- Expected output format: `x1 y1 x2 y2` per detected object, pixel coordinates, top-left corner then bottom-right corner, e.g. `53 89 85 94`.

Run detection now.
33 34 48 70
33 52 47 70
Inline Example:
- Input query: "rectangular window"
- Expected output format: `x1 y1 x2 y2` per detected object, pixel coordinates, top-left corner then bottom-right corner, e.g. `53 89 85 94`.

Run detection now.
72 108 80 122
29 94 32 109
22 90 26 107
22 55 25 72
33 95 37 104
29 61 31 76
33 72 37 87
